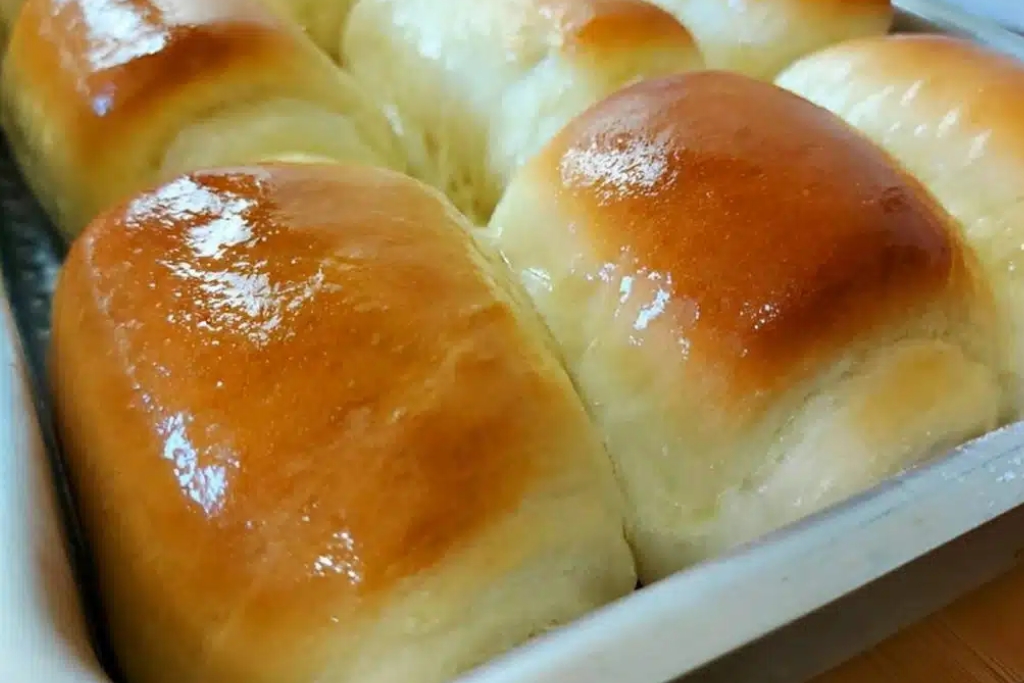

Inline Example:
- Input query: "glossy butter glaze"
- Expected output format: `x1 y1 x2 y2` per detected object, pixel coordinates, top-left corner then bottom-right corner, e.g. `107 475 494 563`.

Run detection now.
775 33 1024 413
55 162 558 593
530 0 695 56
489 68 998 579
9 0 296 151
1 0 402 238
49 163 612 681
343 0 701 223
531 71 962 398
779 34 1024 160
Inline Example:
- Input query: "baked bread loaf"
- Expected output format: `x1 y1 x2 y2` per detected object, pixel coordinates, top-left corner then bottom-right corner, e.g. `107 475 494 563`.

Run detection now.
776 35 1024 415
342 0 704 222
0 0 402 238
49 162 636 683
647 0 894 80
487 71 1003 581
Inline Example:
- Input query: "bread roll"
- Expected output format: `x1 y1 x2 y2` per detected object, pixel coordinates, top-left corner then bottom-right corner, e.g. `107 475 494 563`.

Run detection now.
50 162 636 683
776 35 1024 415
342 0 703 223
648 0 893 80
0 0 402 239
487 71 1003 581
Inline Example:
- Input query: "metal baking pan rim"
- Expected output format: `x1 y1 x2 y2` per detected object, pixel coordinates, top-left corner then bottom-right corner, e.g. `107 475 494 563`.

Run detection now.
459 419 1024 683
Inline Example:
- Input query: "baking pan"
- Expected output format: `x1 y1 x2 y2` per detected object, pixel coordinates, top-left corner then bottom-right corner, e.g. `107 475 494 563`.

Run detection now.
1 2 1023 683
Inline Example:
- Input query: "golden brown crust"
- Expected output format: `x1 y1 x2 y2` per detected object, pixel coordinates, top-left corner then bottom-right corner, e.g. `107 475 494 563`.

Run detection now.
9 0 300 155
554 0 696 55
783 34 1024 160
490 66 996 577
775 34 1024 414
678 0 892 21
536 71 964 395
790 0 891 13
51 163 594 637
341 0 700 224
2 0 397 235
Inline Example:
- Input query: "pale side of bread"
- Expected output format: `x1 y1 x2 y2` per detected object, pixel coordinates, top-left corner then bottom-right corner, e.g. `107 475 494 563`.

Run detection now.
0 0 404 239
776 34 1024 416
487 71 1003 581
649 0 893 80
50 162 636 683
259 0 359 61
342 0 704 224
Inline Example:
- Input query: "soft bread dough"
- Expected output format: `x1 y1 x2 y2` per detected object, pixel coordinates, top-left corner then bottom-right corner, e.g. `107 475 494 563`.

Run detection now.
650 0 894 79
777 34 1024 416
50 162 636 683
488 71 1003 580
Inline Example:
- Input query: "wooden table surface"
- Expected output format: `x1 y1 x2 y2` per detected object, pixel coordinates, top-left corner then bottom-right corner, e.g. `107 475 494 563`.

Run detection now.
815 561 1024 682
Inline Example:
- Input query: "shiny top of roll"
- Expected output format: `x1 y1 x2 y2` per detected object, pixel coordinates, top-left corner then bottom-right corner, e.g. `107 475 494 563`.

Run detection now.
8 0 307 130
2 0 376 171
502 71 968 397
521 0 696 56
778 34 1024 164
55 162 584 602
3 0 399 235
